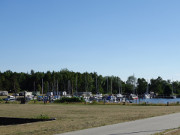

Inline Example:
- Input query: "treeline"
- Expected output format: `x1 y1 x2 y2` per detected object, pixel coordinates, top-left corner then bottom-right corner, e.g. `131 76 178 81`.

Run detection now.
0 69 180 96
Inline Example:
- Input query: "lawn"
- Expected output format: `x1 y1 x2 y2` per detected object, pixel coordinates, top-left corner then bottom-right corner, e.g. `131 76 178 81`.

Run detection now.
1 104 180 135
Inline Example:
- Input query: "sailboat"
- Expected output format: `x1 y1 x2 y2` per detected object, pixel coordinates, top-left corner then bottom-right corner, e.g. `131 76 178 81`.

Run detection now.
130 94 138 100
95 76 103 101
117 80 123 98
170 81 176 99
129 74 138 100
144 93 150 99
144 80 150 99
170 94 176 99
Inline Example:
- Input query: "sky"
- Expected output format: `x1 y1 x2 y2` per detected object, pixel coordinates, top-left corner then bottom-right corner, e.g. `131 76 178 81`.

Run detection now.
0 0 180 81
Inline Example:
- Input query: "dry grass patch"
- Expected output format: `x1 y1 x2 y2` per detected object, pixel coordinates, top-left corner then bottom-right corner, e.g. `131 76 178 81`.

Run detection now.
1 104 180 135
164 129 180 135
155 128 180 135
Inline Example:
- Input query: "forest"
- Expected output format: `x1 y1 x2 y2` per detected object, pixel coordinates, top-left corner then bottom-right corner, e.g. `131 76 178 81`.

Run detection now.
0 69 180 96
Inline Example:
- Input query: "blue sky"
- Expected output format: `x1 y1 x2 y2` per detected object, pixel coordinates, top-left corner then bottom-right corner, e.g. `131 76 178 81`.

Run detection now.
1 0 180 81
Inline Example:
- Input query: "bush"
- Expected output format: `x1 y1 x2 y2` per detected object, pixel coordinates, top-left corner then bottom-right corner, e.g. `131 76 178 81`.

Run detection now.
90 100 98 105
54 97 84 103
16 97 24 101
0 98 4 103
35 114 50 119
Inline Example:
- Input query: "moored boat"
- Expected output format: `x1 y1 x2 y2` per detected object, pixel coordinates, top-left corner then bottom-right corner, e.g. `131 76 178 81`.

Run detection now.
130 94 138 100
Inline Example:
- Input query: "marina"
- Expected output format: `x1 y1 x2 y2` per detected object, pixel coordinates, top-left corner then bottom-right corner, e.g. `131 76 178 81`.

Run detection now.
131 98 180 104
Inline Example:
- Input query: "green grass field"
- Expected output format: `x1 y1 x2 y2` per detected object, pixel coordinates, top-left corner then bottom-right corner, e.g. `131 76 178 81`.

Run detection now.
1 104 180 135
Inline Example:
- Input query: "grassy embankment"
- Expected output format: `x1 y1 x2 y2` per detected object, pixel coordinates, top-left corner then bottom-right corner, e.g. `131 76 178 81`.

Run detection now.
154 127 180 135
1 104 180 135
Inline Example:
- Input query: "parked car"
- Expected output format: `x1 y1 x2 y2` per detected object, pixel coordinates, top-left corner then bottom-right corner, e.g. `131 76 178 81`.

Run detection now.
4 96 15 101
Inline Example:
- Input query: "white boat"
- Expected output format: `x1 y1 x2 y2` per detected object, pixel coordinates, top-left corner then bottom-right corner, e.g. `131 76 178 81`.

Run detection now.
117 94 123 98
130 94 138 100
116 80 123 100
116 94 123 102
144 93 150 99
170 95 176 99
170 80 176 99
129 75 138 100
110 95 117 103
95 93 103 99
144 80 150 99
117 94 123 99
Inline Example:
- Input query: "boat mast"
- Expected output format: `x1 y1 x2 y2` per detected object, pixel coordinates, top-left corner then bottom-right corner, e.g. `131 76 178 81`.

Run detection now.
96 75 98 93
133 74 135 94
118 79 120 94
107 77 108 94
111 77 112 94
119 79 122 94
146 79 149 94
47 82 49 92
76 75 77 94
172 78 174 95
33 81 35 93
57 80 58 96
42 78 43 97
85 73 87 93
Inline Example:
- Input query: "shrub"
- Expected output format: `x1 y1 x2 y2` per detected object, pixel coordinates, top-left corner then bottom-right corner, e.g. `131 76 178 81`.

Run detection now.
54 97 84 103
0 98 4 103
90 100 98 105
35 114 50 119
16 97 24 101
